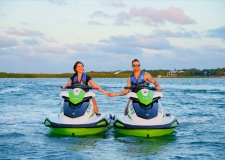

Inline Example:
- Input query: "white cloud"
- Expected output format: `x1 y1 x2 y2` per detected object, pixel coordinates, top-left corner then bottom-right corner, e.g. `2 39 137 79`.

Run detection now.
6 28 43 37
102 0 126 8
206 26 225 40
0 35 18 48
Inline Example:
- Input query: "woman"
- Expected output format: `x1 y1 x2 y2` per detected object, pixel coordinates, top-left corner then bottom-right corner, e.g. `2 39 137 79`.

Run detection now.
62 61 109 114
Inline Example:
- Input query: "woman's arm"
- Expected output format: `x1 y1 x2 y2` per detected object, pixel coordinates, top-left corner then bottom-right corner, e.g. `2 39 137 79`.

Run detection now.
62 79 72 89
110 77 131 97
88 79 110 96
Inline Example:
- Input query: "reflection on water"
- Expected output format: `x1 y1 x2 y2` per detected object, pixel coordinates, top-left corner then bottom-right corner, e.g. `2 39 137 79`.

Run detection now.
68 139 99 152
114 132 177 156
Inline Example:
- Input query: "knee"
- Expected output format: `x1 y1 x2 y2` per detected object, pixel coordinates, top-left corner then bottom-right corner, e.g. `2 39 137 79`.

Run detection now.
124 106 128 116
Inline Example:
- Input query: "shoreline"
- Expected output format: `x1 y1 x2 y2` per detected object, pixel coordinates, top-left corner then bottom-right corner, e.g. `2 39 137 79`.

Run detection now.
0 71 224 78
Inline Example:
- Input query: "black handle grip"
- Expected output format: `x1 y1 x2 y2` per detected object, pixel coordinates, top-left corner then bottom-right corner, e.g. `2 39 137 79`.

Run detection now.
62 84 93 90
124 86 156 90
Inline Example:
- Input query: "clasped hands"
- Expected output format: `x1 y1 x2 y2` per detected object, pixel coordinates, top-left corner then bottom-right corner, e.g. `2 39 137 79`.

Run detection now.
103 92 116 97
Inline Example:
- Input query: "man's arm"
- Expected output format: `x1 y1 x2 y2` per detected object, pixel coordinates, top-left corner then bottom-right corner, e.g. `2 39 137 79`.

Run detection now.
110 77 131 97
145 72 162 91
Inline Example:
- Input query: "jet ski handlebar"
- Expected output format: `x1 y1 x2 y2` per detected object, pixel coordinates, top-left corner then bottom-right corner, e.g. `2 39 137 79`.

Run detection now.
124 84 156 90
62 84 98 90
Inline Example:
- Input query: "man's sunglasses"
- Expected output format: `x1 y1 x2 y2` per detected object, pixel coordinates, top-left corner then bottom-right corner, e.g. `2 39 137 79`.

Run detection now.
132 64 140 67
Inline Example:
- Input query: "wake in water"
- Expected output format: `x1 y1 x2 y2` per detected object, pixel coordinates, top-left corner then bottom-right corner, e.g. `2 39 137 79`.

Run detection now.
0 117 42 125
0 87 23 94
179 116 213 124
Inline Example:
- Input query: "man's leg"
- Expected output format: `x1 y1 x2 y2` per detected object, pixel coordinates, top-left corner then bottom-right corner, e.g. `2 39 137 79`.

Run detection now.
124 99 131 116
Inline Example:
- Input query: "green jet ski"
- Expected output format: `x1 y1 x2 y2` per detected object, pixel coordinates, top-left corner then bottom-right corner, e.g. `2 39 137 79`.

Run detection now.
113 84 178 138
44 84 109 136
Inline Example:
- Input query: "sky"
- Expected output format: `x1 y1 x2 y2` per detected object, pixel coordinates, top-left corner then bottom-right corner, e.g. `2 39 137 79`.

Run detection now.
0 0 225 73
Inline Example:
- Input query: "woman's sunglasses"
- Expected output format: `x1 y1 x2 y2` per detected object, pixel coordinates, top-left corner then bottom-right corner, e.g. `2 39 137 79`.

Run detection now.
132 64 140 67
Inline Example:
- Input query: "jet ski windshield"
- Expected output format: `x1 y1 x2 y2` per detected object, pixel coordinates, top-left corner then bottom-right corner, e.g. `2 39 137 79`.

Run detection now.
124 84 156 91
66 84 95 90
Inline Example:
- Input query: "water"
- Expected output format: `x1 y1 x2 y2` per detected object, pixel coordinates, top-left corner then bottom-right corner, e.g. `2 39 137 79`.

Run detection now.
0 78 225 159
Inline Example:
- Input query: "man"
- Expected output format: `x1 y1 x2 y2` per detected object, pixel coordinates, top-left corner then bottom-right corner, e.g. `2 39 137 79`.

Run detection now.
110 59 162 115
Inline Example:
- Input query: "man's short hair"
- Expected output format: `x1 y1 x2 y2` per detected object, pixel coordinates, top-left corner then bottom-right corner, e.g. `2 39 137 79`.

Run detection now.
132 59 140 64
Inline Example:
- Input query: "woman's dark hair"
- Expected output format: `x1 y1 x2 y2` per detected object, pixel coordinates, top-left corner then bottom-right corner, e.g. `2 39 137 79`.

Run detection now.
73 61 84 72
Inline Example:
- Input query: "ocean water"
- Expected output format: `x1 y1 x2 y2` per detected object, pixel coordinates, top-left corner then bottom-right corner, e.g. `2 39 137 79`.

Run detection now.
0 78 225 159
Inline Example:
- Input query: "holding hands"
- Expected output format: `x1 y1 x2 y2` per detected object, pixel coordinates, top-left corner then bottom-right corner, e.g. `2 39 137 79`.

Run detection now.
103 91 116 97
103 91 110 97
108 93 116 97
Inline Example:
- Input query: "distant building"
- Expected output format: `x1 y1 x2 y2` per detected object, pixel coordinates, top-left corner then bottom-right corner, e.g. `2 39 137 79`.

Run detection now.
157 75 162 78
177 70 184 73
167 70 177 76
113 70 121 74
167 69 185 76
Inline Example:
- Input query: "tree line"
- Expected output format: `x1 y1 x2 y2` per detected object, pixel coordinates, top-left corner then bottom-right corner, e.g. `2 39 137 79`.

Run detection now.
0 68 224 78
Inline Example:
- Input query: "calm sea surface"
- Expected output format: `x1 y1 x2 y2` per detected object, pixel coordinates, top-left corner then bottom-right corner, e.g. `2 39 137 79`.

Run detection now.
0 78 225 159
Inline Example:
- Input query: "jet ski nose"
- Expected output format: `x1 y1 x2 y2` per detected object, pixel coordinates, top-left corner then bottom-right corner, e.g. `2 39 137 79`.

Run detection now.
109 114 115 120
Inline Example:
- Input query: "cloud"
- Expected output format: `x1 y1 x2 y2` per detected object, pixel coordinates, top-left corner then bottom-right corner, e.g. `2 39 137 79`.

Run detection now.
0 13 6 17
199 45 225 53
49 0 68 5
21 22 29 25
67 40 143 55
0 42 68 57
114 12 130 26
171 44 225 60
90 11 111 18
69 44 119 56
91 7 196 26
67 34 173 56
22 38 39 46
0 35 18 48
66 43 87 51
102 35 173 50
153 29 199 38
42 37 57 43
87 21 106 26
0 48 17 55
129 7 196 25
172 46 197 56
6 28 44 36
102 0 126 8
116 7 196 25
98 44 143 55
206 26 225 40
0 44 33 56
34 45 68 54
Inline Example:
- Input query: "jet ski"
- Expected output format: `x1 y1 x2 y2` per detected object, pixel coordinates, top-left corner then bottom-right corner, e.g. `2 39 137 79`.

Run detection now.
44 84 109 136
113 84 178 138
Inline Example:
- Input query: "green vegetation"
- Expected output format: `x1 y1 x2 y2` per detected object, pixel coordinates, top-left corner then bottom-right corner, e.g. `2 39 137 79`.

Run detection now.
0 68 225 78
0 72 73 78
175 68 225 77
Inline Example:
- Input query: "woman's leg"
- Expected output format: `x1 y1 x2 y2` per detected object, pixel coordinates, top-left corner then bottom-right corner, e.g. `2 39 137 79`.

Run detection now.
91 98 98 114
